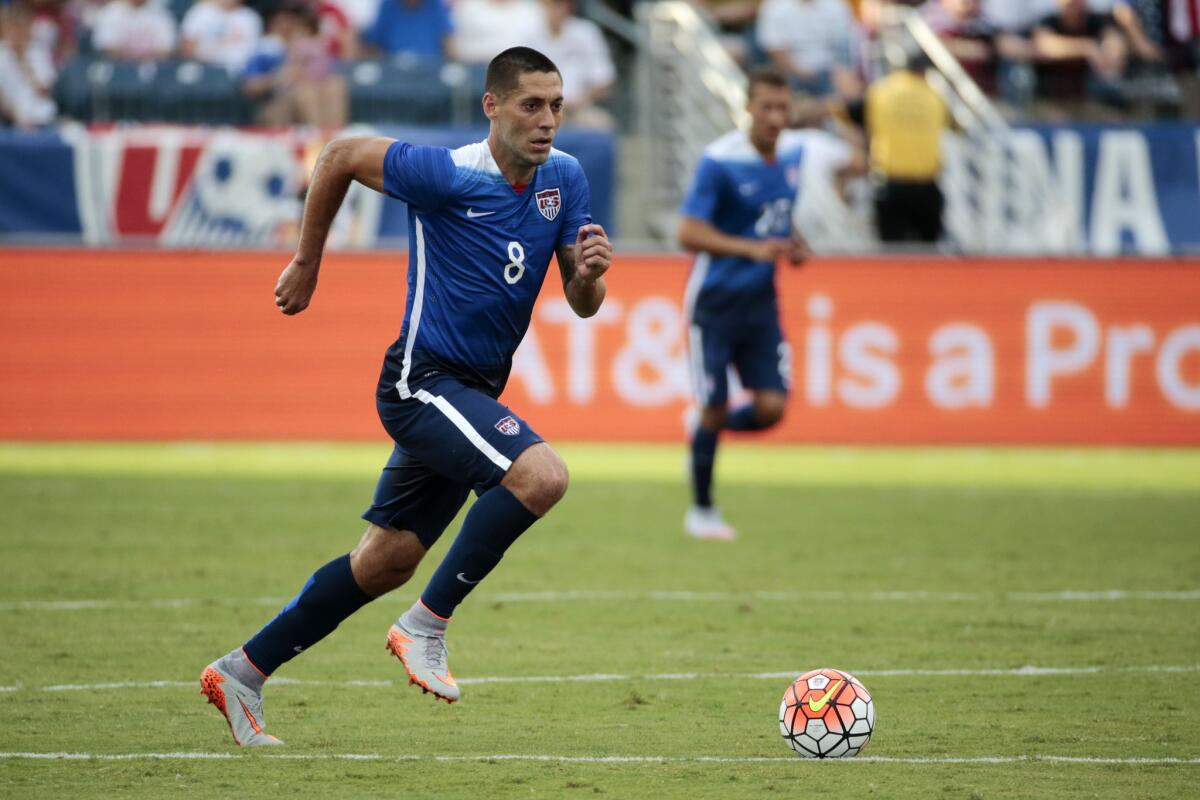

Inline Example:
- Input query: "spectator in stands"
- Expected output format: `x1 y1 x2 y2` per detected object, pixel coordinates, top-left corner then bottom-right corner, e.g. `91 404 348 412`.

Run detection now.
756 0 864 100
1110 1 1166 64
181 0 263 72
451 0 546 64
529 0 614 128
91 0 177 61
29 0 75 67
308 0 356 59
0 2 57 127
1031 0 1128 108
865 52 950 243
923 0 1001 91
360 0 452 59
243 2 346 126
1166 0 1200 58
982 0 1055 33
689 0 762 65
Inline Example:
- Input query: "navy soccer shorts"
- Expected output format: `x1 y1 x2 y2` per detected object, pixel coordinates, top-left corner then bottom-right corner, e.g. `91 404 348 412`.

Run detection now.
362 374 543 548
687 317 791 409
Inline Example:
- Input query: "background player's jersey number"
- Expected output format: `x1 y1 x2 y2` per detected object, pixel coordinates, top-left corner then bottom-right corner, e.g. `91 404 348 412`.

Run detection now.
754 198 792 237
504 241 526 285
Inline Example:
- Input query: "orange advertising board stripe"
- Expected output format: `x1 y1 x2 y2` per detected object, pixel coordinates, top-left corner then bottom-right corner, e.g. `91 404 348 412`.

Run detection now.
1 249 1198 444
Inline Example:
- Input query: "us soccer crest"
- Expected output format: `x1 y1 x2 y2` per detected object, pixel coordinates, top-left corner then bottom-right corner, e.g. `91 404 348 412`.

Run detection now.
536 188 561 221
495 415 521 436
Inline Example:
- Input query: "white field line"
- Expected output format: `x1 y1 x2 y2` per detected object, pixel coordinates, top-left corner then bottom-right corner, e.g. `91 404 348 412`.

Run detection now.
0 751 1196 766
2 589 1198 612
24 664 1199 694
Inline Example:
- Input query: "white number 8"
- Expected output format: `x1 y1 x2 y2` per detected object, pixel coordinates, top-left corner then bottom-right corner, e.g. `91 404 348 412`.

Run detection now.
504 241 526 285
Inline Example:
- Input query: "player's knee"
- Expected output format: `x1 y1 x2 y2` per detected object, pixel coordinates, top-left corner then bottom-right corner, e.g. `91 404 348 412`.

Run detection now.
699 406 727 432
528 448 569 510
756 393 788 428
351 524 425 596
759 400 787 427
505 444 569 516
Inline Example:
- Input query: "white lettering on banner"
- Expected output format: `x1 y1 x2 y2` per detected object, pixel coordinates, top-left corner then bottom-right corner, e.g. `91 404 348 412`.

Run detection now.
1090 133 1169 256
838 323 901 409
1105 325 1155 408
805 294 834 406
611 298 689 406
540 299 623 404
1027 302 1101 408
509 293 1196 415
1157 326 1200 410
926 324 995 409
509 326 555 404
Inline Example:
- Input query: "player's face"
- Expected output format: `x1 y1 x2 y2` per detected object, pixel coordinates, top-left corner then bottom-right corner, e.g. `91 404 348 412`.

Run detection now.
488 71 565 170
747 84 791 152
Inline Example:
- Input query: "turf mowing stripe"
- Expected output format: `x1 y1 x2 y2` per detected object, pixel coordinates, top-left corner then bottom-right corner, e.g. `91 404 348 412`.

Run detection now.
3 589 1198 612
28 664 1198 693
1 752 1197 766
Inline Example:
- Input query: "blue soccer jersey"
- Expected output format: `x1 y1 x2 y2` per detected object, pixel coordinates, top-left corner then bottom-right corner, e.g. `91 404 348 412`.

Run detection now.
680 129 841 325
378 140 591 399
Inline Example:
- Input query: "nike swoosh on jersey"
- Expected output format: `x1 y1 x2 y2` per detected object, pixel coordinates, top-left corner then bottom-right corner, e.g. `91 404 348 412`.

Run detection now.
466 208 496 218
456 572 481 584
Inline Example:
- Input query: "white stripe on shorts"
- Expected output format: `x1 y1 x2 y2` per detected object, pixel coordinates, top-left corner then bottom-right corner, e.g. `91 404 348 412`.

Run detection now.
414 389 513 472
688 324 709 407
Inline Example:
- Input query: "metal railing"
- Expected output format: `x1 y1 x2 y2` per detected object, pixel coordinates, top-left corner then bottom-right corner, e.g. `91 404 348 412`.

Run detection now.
634 1 748 240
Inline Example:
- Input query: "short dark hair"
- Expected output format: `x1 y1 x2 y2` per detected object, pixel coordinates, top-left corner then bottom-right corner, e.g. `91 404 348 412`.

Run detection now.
485 47 561 98
747 66 790 99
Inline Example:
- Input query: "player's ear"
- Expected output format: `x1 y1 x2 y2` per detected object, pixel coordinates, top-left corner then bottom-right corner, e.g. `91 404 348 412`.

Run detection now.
482 92 500 121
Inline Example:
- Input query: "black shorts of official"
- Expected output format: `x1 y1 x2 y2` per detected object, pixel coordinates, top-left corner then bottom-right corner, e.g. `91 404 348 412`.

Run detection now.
361 374 543 549
874 179 944 244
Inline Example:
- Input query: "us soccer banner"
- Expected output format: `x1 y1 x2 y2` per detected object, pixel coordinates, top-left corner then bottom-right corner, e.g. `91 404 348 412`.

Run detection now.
1 250 1198 445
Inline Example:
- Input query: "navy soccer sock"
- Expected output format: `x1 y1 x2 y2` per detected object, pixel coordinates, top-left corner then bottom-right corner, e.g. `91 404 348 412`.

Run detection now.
689 424 719 508
419 485 538 620
242 553 372 676
726 403 771 432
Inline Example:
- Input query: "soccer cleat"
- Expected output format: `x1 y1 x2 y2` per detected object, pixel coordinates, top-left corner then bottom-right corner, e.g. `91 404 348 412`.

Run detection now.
200 663 284 746
684 506 737 541
386 622 460 703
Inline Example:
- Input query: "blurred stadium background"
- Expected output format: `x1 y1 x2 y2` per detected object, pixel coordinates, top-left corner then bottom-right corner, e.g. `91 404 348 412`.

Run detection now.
0 0 1198 442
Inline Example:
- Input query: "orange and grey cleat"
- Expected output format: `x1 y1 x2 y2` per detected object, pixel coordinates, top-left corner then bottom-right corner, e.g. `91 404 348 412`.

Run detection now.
386 623 460 703
200 662 284 746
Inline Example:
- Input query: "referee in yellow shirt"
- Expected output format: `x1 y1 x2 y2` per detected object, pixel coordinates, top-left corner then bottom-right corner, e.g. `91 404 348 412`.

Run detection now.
865 54 951 244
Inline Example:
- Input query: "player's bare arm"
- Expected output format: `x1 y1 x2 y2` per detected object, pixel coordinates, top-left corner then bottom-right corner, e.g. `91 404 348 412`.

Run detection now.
557 223 612 318
274 136 396 315
678 215 793 265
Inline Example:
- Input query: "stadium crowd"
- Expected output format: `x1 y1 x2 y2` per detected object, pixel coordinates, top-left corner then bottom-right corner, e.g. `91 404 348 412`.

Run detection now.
2 0 1198 129
698 0 1200 116
0 0 616 127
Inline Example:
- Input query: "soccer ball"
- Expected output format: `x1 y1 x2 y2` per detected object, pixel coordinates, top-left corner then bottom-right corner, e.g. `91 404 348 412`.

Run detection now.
778 668 874 758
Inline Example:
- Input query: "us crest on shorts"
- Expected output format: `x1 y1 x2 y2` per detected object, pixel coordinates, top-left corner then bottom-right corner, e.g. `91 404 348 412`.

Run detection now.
536 188 561 221
494 415 521 436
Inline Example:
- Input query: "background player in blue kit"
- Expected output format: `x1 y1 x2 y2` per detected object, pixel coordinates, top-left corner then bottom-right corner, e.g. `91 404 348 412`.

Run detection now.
199 47 613 745
678 67 814 542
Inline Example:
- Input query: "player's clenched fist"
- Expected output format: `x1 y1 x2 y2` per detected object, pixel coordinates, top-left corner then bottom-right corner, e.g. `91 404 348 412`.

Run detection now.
573 223 612 282
274 256 320 315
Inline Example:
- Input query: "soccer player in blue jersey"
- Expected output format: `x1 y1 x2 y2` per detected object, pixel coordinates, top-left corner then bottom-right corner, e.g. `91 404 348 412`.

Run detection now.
199 47 613 745
678 67 827 541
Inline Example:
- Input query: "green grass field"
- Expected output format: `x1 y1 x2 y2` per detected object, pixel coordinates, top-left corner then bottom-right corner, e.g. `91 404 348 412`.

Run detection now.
1 443 1198 799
